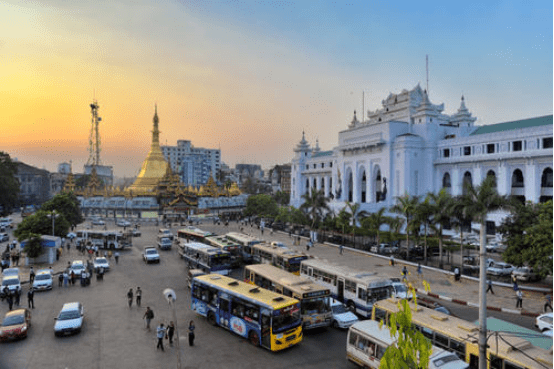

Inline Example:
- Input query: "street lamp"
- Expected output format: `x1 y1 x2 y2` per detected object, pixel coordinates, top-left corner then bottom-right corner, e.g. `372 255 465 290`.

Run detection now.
47 210 59 236
163 288 182 369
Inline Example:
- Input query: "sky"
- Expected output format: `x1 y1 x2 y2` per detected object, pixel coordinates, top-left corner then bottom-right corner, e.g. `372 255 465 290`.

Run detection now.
1 0 552 178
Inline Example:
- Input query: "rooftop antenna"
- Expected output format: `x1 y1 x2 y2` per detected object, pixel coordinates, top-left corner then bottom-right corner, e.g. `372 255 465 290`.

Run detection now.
426 55 429 97
86 99 102 167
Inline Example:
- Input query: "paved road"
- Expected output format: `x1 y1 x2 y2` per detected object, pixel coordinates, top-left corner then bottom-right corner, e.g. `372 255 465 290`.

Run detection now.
0 221 356 369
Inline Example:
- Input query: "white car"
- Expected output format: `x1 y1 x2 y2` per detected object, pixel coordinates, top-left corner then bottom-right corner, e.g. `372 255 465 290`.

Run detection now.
1 276 21 297
330 299 359 329
2 267 20 278
92 219 105 226
142 247 160 264
70 261 86 276
535 312 553 332
54 302 84 336
486 262 514 276
392 282 413 300
93 257 110 272
32 269 53 291
0 233 9 242
116 220 131 227
512 267 539 282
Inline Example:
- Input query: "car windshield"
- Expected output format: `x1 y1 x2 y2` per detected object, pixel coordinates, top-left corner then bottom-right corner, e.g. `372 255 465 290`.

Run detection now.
95 258 107 264
146 249 157 254
542 316 553 324
394 284 407 293
72 265 85 270
35 274 51 281
2 314 24 326
58 310 81 320
332 304 347 314
2 279 19 286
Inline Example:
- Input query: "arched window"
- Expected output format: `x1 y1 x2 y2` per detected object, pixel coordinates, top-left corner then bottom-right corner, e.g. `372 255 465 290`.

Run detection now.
462 171 472 195
361 171 367 203
442 173 451 188
486 170 497 187
348 172 353 202
511 169 524 188
313 178 317 189
305 179 309 192
541 168 553 188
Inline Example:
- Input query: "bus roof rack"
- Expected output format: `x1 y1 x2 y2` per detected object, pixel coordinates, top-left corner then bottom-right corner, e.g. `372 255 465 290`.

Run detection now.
249 287 261 293
228 281 239 286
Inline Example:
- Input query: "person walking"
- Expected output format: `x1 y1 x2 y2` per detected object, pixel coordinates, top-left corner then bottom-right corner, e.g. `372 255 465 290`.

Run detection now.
63 271 69 287
27 288 35 309
143 307 154 330
188 320 195 346
114 252 120 264
417 263 422 278
14 287 20 306
511 272 518 291
58 273 63 287
339 244 344 255
156 323 166 351
29 267 35 284
390 255 395 267
6 291 13 311
516 289 523 309
454 267 461 282
127 288 133 308
544 293 552 312
486 279 494 294
402 266 408 282
70 270 76 285
136 287 142 307
167 321 175 346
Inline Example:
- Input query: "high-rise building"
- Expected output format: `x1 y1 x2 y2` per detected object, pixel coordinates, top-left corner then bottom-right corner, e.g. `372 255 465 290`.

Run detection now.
161 140 221 186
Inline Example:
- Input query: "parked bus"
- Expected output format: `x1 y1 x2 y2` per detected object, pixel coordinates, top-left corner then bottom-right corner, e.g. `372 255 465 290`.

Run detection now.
180 242 232 276
346 320 469 369
244 264 332 330
75 230 131 250
205 235 242 267
251 243 308 275
224 232 264 264
177 226 215 243
372 299 553 369
300 259 393 317
191 274 302 351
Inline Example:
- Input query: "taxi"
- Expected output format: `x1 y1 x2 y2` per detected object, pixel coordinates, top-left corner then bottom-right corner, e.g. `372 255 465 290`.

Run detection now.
0 308 31 341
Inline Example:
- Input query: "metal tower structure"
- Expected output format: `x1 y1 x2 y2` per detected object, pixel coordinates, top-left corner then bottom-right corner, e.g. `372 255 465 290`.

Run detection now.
86 100 102 166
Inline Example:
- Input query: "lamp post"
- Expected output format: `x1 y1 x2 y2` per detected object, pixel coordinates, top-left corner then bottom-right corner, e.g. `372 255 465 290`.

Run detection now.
47 210 59 236
163 288 182 369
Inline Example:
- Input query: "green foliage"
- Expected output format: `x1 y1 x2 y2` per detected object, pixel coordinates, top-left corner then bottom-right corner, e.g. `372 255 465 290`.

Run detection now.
500 200 553 279
23 233 44 259
14 210 70 241
379 298 432 369
41 192 83 227
243 194 278 218
426 189 453 268
272 191 290 206
0 151 20 215
300 189 329 230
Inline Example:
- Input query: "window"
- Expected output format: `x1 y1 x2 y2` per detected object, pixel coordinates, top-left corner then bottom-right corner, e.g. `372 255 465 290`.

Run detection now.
487 144 495 154
330 162 333 168
443 148 450 158
344 279 356 293
321 163 324 168
313 164 316 169
463 146 471 156
512 141 522 151
543 137 553 149
305 165 309 170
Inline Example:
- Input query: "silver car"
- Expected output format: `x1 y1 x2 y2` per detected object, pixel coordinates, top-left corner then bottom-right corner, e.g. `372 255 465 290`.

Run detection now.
54 302 84 336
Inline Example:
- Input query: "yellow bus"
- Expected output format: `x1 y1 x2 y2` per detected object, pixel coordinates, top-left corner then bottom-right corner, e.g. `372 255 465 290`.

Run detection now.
244 264 332 330
251 243 308 275
372 298 553 369
191 274 302 351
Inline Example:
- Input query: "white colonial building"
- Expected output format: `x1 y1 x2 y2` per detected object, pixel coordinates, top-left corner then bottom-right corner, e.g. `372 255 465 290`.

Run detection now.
290 85 552 231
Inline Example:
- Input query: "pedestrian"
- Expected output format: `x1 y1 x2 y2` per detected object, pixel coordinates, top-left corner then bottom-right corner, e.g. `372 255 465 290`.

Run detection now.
454 267 461 282
188 320 195 346
417 263 422 277
511 272 518 291
143 307 154 330
6 291 13 310
14 287 20 306
63 271 68 287
114 252 120 264
516 289 523 309
136 287 142 307
70 270 76 285
486 279 494 294
27 288 34 309
544 293 552 312
306 241 310 252
402 266 408 282
339 244 344 255
58 273 63 287
29 267 35 284
390 255 395 267
156 323 166 351
127 288 133 308
167 321 175 345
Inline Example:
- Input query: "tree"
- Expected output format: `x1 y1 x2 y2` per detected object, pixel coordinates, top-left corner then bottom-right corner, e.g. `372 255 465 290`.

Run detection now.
361 207 389 246
379 297 433 369
299 189 329 231
41 192 83 227
0 151 20 215
243 194 278 218
414 196 434 264
23 233 44 259
460 175 509 369
391 194 420 260
272 191 290 206
426 189 452 269
449 195 473 270
14 210 70 241
500 200 553 279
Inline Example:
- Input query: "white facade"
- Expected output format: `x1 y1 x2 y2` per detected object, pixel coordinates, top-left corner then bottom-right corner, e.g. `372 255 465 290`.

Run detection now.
290 85 553 227
161 140 221 186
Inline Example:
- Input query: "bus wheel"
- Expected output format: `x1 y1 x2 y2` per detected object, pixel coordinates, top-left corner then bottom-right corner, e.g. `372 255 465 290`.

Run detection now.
347 300 356 312
207 312 217 326
249 331 259 347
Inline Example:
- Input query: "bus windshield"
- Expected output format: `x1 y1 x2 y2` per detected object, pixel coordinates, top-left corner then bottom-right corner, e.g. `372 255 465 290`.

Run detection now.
301 297 330 315
210 255 230 267
273 303 301 333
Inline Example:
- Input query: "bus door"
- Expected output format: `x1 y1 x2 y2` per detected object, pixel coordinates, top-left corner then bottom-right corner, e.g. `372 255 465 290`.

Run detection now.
218 295 231 329
307 267 313 277
261 310 271 349
337 278 345 302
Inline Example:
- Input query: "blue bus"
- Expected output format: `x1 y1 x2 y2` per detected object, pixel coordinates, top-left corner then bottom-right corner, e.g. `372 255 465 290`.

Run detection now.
180 242 232 276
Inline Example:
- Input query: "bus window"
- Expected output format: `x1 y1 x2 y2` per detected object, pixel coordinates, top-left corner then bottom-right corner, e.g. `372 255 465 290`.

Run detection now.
449 339 465 359
220 298 230 313
504 361 524 369
358 288 367 300
375 344 386 359
490 355 503 369
434 332 449 350
232 300 246 318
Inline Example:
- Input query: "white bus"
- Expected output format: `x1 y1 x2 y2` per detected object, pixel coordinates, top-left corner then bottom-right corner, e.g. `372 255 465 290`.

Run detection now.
179 242 232 276
224 232 264 264
347 320 469 369
205 235 242 267
75 230 131 250
300 259 393 317
251 243 308 275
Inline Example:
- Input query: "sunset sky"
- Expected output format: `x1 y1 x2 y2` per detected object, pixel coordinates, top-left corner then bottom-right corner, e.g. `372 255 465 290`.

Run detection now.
1 1 552 178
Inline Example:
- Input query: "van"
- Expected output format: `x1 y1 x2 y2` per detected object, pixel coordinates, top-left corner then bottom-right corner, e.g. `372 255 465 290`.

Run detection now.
158 229 174 241
157 235 172 250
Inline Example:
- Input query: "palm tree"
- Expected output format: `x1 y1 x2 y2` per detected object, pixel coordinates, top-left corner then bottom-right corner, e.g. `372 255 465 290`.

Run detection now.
460 175 509 369
415 195 434 264
427 189 453 269
300 189 329 233
391 194 420 260
345 202 368 247
361 207 389 247
449 196 473 271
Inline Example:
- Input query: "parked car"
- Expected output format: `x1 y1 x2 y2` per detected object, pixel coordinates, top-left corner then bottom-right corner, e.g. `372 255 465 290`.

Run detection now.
535 312 553 332
1 276 21 298
330 299 359 329
0 234 9 243
70 260 86 276
116 219 131 227
32 269 53 291
486 262 514 276
486 243 503 253
142 247 160 264
2 267 20 278
132 229 141 237
91 218 105 226
158 229 174 241
93 257 110 272
391 281 413 300
512 266 539 282
54 302 84 337
0 308 31 341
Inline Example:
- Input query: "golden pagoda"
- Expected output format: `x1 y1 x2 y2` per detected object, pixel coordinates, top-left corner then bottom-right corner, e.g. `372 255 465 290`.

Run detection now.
126 105 169 194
